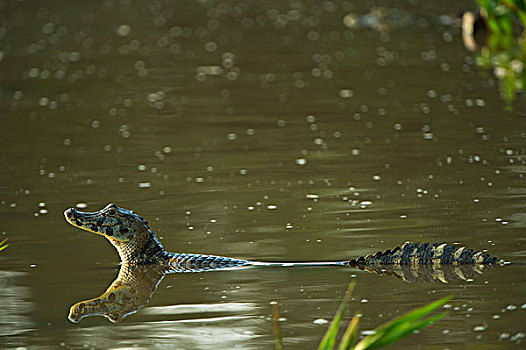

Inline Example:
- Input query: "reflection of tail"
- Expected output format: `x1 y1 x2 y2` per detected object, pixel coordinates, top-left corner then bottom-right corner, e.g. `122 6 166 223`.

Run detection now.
354 261 498 283
348 242 505 267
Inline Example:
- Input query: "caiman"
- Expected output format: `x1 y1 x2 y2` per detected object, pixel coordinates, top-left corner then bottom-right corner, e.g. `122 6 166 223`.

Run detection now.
64 203 506 272
64 203 508 323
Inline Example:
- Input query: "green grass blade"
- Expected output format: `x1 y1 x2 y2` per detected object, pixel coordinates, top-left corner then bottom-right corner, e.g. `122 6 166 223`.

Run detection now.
337 314 360 350
353 296 451 350
376 295 451 332
364 312 448 349
318 281 356 350
0 238 8 252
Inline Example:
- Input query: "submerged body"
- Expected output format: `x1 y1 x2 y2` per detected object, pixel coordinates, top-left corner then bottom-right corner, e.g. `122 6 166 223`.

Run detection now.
64 203 505 270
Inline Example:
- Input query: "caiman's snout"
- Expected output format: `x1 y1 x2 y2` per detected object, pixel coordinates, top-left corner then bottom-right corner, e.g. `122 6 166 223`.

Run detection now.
63 207 79 226
63 207 102 234
64 204 136 243
64 208 75 222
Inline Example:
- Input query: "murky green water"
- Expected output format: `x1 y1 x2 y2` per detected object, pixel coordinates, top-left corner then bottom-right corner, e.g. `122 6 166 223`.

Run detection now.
1 0 525 349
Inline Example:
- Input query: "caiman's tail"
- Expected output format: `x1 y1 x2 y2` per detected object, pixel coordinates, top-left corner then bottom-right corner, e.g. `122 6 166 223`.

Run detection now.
255 242 506 268
252 261 348 267
168 253 347 272
347 241 506 267
167 242 506 273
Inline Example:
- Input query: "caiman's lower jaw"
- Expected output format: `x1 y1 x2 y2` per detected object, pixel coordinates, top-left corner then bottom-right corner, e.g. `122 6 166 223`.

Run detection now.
64 208 128 243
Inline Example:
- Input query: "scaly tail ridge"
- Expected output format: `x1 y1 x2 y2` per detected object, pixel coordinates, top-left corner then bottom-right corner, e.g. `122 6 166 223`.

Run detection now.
348 242 505 267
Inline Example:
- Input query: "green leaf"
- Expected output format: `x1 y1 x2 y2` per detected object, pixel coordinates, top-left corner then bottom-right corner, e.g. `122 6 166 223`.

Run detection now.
0 238 8 252
364 312 448 349
499 16 514 34
318 281 356 350
337 314 360 350
352 296 451 350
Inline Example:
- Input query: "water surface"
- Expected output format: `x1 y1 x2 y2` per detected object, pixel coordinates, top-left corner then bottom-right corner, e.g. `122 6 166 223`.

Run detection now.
1 0 525 349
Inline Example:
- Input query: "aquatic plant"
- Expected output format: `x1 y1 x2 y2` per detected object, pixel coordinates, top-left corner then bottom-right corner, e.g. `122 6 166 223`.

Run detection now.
272 282 450 350
470 0 526 109
0 238 8 252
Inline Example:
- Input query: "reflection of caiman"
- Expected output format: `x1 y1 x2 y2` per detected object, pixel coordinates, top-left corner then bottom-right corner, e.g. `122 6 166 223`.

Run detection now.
64 203 507 323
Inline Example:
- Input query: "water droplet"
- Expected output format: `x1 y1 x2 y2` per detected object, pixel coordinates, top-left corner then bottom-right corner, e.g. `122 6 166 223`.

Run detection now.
306 115 316 123
116 24 131 37
39 97 49 106
506 304 517 311
313 318 328 325
473 325 487 332
205 41 218 52
295 158 307 166
339 89 353 98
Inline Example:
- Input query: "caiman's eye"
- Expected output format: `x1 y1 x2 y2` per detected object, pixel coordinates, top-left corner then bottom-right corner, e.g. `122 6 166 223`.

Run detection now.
108 209 116 216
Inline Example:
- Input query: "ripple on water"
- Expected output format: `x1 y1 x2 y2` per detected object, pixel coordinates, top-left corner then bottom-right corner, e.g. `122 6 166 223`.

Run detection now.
142 302 258 316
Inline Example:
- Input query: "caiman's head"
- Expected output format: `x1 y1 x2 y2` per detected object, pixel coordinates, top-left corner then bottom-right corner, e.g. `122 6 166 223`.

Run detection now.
64 203 146 242
64 203 164 263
